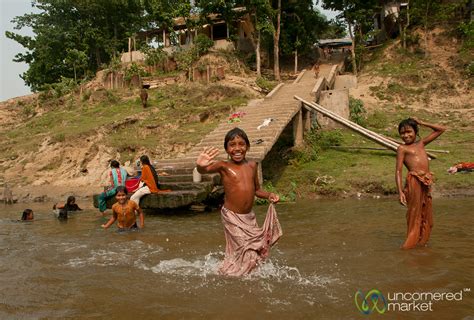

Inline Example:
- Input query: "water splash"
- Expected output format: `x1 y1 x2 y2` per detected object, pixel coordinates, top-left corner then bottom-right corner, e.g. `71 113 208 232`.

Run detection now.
65 240 163 268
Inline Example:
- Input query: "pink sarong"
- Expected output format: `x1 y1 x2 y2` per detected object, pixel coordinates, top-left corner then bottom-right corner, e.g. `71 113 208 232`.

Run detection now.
219 204 283 276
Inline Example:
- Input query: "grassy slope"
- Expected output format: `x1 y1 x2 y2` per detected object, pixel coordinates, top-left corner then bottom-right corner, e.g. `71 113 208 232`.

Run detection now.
1 83 252 173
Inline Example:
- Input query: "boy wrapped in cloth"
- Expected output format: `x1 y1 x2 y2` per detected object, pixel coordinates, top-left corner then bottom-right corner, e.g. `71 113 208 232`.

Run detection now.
220 203 282 276
402 171 434 249
196 128 283 276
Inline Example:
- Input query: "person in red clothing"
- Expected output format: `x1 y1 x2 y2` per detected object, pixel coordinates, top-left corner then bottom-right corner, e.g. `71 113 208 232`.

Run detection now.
130 155 159 206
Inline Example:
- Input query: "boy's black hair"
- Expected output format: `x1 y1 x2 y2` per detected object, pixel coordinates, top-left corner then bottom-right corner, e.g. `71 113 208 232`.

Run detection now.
224 127 250 150
21 209 33 221
398 118 419 135
110 160 120 168
116 185 128 195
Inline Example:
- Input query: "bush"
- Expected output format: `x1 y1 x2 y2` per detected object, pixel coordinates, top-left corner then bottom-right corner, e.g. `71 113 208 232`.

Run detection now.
256 77 277 92
124 63 147 81
349 97 366 126
194 34 214 56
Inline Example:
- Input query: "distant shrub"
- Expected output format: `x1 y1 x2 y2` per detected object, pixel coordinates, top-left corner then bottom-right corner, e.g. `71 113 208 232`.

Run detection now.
349 97 366 126
256 77 277 92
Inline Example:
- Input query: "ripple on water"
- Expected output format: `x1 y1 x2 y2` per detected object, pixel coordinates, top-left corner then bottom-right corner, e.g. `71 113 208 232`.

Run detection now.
64 240 163 268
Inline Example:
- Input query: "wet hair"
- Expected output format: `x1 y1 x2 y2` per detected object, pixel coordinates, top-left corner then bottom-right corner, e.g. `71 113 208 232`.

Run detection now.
110 160 120 168
140 155 151 166
224 127 250 150
398 118 419 135
66 196 75 205
115 185 128 195
21 209 33 221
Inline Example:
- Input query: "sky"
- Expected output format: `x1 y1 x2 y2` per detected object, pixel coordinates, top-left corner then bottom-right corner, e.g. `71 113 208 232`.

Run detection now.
0 0 340 102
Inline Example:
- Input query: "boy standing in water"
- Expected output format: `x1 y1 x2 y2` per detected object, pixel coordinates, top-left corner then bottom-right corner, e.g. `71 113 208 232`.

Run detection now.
396 117 446 249
196 127 282 276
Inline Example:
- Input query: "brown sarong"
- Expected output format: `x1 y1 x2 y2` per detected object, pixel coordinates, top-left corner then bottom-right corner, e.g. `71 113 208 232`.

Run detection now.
402 171 434 249
219 204 283 276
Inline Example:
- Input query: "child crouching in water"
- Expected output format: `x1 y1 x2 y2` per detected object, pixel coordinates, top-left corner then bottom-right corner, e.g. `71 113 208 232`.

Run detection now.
396 117 446 249
196 127 282 276
101 186 144 231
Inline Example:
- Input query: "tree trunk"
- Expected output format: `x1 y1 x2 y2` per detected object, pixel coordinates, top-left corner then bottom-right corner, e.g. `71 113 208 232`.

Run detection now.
424 1 431 58
256 30 261 77
273 0 281 81
294 48 298 74
347 19 357 76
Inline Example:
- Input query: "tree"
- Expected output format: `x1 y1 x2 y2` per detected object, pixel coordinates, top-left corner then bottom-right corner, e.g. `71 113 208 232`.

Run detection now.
322 0 378 75
6 0 145 91
65 49 88 82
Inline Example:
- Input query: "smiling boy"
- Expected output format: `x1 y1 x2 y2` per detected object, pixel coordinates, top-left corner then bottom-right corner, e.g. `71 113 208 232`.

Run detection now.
396 117 446 249
196 127 282 276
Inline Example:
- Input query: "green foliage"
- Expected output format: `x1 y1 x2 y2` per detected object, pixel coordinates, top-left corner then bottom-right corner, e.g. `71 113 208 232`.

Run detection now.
124 63 147 81
255 181 297 204
366 110 388 129
142 46 168 67
255 77 277 92
42 77 78 99
289 129 344 166
349 97 366 126
193 34 214 56
173 35 215 71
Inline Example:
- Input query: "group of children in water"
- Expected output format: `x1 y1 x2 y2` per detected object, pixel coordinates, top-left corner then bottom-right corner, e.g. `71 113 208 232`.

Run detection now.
19 117 446 276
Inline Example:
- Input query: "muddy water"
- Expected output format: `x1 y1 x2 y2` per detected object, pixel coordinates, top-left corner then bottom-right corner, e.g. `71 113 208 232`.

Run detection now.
0 198 472 319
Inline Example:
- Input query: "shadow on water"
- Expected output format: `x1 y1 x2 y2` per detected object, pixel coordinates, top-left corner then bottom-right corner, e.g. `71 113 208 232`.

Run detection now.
0 198 472 319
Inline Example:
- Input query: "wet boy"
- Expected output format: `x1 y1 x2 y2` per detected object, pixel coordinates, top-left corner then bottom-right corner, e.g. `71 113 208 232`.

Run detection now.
196 127 282 276
396 117 446 249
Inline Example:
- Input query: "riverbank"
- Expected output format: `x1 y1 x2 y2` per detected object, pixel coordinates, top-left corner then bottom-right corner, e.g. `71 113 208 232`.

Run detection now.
1 31 473 204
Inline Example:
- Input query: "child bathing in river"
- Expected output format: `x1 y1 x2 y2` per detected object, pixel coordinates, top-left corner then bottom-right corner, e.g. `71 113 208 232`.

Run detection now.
21 209 34 221
101 186 144 231
196 127 282 276
396 117 446 249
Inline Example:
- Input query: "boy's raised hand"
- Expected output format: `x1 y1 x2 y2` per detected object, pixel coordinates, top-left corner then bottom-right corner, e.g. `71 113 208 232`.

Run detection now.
196 147 220 168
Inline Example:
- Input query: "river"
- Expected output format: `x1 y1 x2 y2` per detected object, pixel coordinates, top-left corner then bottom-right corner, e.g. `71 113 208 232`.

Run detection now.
1 198 472 319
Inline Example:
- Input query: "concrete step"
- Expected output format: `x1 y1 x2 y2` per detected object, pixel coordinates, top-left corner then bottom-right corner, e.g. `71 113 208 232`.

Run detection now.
93 190 211 210
159 181 214 191
158 174 217 183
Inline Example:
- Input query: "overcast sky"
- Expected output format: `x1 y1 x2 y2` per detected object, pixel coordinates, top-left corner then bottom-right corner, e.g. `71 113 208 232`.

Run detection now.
0 1 340 102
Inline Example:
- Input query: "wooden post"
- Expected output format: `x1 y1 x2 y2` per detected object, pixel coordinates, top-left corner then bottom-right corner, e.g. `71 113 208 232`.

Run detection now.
128 37 132 62
163 29 166 47
293 110 304 147
303 107 311 132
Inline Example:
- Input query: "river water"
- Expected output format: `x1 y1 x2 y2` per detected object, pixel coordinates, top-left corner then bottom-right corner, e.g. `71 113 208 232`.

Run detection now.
1 198 472 319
